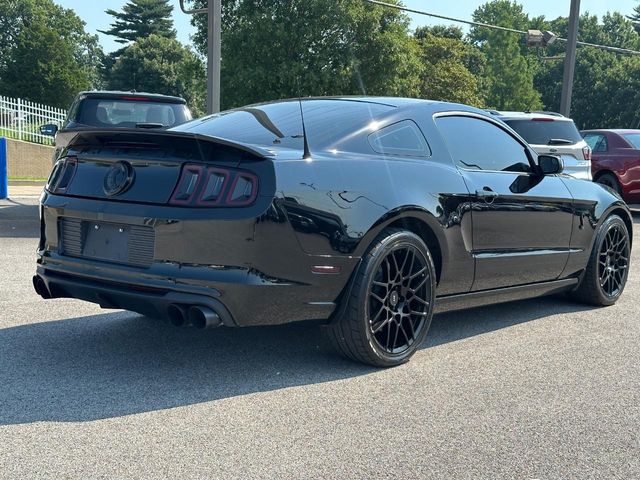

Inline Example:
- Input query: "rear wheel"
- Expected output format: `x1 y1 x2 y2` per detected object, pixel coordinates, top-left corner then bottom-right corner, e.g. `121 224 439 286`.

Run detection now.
326 229 436 367
571 214 630 306
596 173 622 196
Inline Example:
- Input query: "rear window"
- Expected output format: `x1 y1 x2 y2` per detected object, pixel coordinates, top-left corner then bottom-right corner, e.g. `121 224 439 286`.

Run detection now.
503 119 582 145
77 98 191 128
172 100 394 150
622 133 640 149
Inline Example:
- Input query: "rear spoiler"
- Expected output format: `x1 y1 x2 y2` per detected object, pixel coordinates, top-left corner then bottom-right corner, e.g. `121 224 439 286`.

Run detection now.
66 129 275 160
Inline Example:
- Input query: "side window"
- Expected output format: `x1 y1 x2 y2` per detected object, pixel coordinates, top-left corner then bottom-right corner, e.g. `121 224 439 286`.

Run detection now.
436 115 531 172
368 120 431 157
585 134 608 152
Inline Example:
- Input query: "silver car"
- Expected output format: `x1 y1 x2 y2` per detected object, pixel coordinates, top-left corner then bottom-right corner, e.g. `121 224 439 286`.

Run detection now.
490 111 592 181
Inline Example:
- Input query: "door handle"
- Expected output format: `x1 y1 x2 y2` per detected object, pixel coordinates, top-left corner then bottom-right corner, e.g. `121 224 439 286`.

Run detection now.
476 187 499 202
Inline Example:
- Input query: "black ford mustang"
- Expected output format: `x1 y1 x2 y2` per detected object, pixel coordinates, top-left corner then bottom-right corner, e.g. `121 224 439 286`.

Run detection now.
34 97 632 367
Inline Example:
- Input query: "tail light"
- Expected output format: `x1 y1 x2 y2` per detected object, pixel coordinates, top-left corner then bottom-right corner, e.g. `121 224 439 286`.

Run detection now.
46 156 77 194
169 163 258 207
582 145 592 161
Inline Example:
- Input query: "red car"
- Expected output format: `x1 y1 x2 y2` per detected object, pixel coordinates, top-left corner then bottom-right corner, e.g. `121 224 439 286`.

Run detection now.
582 129 640 203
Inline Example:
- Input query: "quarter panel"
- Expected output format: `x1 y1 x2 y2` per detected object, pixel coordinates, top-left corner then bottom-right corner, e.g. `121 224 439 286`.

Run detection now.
274 154 474 295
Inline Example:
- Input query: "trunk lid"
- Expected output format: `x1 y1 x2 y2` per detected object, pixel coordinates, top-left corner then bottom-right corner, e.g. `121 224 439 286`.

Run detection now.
48 129 275 205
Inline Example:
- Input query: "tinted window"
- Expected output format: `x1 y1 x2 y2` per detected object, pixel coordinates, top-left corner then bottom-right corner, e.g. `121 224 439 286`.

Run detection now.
504 119 582 145
436 115 531 172
622 133 640 149
78 98 190 127
172 100 394 150
584 133 608 152
368 120 430 157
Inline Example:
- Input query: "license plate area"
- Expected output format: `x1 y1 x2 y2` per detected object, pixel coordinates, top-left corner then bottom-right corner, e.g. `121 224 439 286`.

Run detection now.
83 222 131 264
59 218 155 267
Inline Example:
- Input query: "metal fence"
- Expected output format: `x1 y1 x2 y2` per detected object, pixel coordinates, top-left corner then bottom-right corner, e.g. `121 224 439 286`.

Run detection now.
0 95 66 146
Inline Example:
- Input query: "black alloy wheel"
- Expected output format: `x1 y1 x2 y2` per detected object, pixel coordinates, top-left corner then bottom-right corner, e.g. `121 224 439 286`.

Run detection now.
368 244 431 355
571 214 630 306
597 223 629 298
327 229 436 367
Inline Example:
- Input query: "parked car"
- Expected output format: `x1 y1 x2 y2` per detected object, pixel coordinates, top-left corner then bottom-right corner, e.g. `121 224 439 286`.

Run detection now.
34 97 632 367
40 90 192 160
581 129 640 203
489 111 592 180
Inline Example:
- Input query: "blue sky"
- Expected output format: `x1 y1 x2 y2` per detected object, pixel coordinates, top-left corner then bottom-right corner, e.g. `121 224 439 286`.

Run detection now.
57 0 638 53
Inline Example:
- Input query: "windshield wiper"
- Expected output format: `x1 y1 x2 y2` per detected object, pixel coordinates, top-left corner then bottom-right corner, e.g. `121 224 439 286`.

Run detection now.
547 138 574 145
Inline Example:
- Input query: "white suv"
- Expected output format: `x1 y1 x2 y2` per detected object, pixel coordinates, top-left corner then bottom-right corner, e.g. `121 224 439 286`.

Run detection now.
490 111 592 181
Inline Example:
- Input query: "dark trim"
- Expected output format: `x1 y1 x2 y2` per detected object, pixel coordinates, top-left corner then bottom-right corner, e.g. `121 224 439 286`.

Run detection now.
473 248 583 259
36 269 236 327
434 278 579 313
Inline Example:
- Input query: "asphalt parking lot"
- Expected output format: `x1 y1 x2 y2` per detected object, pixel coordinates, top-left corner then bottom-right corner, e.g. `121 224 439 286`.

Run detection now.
1 196 638 479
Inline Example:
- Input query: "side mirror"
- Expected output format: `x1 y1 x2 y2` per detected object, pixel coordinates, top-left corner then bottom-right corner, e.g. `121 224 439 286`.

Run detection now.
39 124 58 136
538 155 563 175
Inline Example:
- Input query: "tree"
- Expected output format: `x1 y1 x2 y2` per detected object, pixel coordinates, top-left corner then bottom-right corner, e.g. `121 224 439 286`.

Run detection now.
108 35 206 116
414 26 485 106
627 1 640 34
190 0 423 110
470 0 542 110
533 12 640 128
0 23 91 107
0 0 101 105
99 0 176 45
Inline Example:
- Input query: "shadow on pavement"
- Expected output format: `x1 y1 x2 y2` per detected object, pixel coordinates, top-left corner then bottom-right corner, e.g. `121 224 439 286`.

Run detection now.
0 295 596 425
0 199 39 238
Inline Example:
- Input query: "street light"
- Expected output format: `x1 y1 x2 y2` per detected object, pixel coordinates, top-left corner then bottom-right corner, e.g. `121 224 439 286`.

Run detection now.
526 29 557 47
179 0 221 114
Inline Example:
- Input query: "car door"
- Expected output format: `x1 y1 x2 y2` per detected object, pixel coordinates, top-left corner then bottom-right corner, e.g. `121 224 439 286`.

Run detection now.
435 113 574 291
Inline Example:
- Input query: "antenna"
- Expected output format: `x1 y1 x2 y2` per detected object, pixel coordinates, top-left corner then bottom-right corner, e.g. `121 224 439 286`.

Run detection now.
296 79 311 160
298 98 311 160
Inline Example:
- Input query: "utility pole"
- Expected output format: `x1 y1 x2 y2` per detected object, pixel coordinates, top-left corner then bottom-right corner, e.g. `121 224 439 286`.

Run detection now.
179 0 221 114
560 0 580 117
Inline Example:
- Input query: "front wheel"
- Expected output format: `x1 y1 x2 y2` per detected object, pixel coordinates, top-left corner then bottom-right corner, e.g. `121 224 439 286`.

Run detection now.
326 229 436 367
571 214 630 306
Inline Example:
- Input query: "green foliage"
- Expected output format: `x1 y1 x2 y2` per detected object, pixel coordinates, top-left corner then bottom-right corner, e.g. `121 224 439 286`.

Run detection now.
414 26 485 106
108 35 206 116
534 12 640 128
470 0 542 111
627 1 640 33
190 0 422 109
0 0 100 106
99 0 176 45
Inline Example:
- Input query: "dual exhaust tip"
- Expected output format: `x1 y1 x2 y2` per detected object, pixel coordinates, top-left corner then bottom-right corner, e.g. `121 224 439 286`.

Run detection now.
168 304 222 329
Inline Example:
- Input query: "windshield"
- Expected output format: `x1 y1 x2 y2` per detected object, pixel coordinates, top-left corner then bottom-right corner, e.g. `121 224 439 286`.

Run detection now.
504 119 582 145
77 98 191 128
623 133 640 149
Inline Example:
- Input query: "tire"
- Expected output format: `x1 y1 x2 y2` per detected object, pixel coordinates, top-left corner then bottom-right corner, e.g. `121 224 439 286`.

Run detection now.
596 173 622 196
326 228 436 367
570 214 630 306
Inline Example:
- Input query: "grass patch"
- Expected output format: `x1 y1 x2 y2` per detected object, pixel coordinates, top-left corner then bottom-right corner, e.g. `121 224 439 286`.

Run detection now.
8 176 48 182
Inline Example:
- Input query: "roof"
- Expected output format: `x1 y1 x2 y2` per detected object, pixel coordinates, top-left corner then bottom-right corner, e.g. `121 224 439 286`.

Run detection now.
243 96 443 109
489 110 573 122
581 129 640 134
77 90 187 104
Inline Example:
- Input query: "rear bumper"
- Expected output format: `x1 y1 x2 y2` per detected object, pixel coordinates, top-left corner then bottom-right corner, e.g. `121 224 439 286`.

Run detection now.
36 193 358 326
34 255 344 326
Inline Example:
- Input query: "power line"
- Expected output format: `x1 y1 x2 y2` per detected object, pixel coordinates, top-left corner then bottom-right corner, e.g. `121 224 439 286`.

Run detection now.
366 0 640 56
